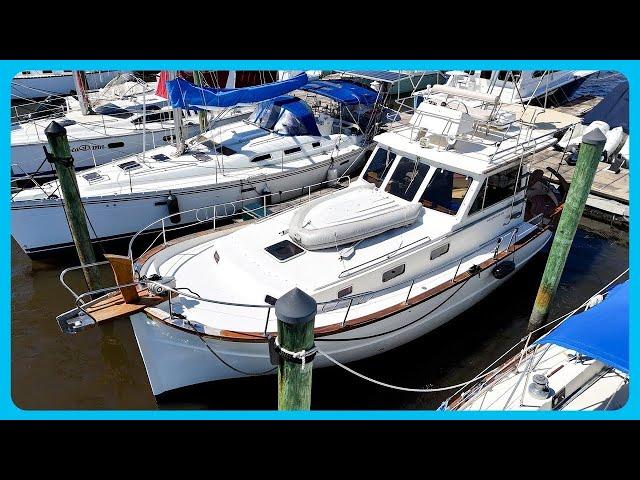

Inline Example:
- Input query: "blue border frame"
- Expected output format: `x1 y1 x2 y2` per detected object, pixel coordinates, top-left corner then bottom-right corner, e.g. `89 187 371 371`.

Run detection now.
3 60 635 419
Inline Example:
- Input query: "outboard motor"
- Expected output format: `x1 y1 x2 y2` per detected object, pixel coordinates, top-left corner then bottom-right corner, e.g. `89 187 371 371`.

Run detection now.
166 193 181 223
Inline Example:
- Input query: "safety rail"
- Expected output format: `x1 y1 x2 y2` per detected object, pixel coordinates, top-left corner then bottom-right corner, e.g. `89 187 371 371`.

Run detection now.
60 209 548 337
127 175 353 266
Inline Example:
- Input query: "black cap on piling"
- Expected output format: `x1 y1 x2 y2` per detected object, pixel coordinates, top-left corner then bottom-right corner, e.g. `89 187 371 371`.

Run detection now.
275 288 317 325
44 120 67 138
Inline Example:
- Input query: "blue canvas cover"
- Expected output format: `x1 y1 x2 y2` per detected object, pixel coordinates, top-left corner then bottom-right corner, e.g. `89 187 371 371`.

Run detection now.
300 80 380 105
166 73 308 110
536 281 629 373
249 96 321 137
583 81 629 133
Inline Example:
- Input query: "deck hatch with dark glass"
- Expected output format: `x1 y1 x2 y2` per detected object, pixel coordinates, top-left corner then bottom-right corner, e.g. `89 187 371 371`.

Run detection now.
152 153 170 162
265 240 304 261
117 161 142 171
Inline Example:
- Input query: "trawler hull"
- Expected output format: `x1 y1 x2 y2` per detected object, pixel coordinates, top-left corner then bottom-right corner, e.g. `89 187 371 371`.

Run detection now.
131 229 551 395
11 150 365 257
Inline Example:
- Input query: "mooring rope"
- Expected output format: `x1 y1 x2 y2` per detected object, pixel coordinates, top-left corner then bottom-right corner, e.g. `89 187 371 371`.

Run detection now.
316 268 629 394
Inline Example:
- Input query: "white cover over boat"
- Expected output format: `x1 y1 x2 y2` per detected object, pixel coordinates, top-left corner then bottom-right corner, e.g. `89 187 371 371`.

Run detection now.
289 184 422 250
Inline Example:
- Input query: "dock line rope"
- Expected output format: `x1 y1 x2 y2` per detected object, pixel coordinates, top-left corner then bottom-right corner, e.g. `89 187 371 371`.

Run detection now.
316 268 629 394
273 336 317 371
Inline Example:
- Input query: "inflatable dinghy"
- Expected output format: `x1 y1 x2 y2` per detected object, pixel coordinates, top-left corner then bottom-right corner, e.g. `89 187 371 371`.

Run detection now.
604 126 626 160
289 183 423 250
557 121 609 151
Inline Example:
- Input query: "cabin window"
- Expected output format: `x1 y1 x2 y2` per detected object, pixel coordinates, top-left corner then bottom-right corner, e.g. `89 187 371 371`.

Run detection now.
385 158 430 201
337 286 353 298
117 160 142 172
265 240 304 262
363 148 396 187
252 154 271 162
419 169 472 215
312 141 321 148
430 243 450 260
382 264 405 283
469 180 487 215
497 70 521 81
480 71 492 79
483 166 521 209
284 147 301 155
108 142 124 149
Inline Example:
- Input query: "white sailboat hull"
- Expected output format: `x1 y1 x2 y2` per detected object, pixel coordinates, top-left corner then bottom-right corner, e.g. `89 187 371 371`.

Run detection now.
131 230 551 395
11 122 202 177
11 71 123 100
11 151 364 255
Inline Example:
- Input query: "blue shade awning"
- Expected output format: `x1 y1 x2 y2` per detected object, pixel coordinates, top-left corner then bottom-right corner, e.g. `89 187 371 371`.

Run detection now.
300 80 380 105
536 281 629 373
166 73 308 110
249 96 320 137
583 81 629 133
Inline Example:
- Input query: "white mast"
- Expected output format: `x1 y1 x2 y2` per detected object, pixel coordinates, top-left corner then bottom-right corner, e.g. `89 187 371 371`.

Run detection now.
168 70 186 155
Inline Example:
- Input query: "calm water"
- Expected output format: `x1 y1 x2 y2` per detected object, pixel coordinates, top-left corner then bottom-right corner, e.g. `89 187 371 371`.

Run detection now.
10 70 629 410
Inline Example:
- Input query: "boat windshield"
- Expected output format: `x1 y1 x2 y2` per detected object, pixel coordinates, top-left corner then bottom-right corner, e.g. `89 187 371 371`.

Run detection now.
362 147 396 187
419 168 473 215
384 158 430 201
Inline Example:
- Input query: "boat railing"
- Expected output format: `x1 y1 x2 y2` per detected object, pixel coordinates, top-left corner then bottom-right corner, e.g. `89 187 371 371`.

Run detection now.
59 210 547 336
126 175 353 266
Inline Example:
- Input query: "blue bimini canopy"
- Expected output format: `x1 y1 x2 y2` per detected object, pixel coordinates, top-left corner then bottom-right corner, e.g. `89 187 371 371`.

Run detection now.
249 96 320 137
583 81 629 133
166 73 308 110
536 281 629 373
300 80 380 106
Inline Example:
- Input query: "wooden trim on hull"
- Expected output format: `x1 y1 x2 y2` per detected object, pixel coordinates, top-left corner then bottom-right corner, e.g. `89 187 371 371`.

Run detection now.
143 219 554 344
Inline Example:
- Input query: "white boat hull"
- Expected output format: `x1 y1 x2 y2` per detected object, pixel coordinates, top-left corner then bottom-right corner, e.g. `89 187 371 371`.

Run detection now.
11 71 123 100
11 150 364 255
131 229 551 395
11 122 202 177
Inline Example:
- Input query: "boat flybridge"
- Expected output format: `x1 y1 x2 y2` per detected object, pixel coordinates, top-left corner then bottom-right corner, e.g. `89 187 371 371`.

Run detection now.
414 70 597 107
444 280 629 411
12 73 387 257
54 83 581 395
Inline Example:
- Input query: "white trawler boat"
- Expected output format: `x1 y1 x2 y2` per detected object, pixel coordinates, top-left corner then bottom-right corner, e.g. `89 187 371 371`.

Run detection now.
415 70 597 107
12 73 386 257
55 84 579 395
443 280 629 411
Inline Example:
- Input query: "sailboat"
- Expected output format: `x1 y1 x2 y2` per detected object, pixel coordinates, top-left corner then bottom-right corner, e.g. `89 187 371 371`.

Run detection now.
11 70 124 100
12 73 388 257
55 81 580 395
443 280 629 411
11 71 275 178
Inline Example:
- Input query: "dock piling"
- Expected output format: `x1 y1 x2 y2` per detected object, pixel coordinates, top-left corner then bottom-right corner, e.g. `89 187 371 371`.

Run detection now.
527 123 607 334
45 121 103 293
274 288 317 410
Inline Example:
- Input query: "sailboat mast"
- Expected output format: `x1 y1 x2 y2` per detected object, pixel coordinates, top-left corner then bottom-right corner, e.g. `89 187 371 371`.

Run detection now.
73 71 93 115
192 71 208 133
168 70 186 154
